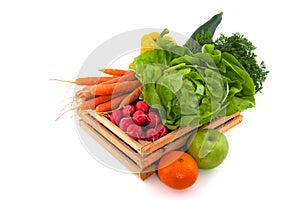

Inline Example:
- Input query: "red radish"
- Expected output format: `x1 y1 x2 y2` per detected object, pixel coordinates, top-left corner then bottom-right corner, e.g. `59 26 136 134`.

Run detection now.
110 109 123 125
119 117 133 131
157 124 168 137
132 110 148 125
126 124 143 140
122 105 135 117
135 101 149 114
147 111 161 127
146 128 160 142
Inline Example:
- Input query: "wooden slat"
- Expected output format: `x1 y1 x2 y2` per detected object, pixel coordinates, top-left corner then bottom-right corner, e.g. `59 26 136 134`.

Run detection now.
139 171 155 180
202 112 241 130
137 139 150 146
79 119 157 180
217 114 243 133
139 112 242 167
79 110 244 180
140 133 193 168
140 112 240 154
140 114 243 173
140 126 197 155
79 121 141 173
88 110 144 153
138 164 157 180
80 112 143 166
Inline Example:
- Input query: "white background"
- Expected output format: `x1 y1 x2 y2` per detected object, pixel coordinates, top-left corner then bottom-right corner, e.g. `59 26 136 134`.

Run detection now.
1 0 299 199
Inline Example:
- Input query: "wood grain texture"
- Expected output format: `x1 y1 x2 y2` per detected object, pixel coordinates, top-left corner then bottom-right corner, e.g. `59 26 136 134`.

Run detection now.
79 111 243 180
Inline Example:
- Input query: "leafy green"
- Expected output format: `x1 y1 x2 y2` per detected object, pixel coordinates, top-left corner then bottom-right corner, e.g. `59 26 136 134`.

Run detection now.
214 33 268 93
220 52 255 115
195 30 213 46
184 12 223 53
133 40 255 130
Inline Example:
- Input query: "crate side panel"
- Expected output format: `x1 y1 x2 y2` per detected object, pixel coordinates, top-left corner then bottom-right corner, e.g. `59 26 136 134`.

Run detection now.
79 120 143 176
80 113 143 166
140 112 240 155
88 111 143 153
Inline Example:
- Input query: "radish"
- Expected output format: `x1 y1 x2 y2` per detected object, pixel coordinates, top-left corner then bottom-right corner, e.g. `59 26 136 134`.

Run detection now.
147 111 161 127
135 101 149 114
132 110 148 125
110 109 123 125
145 128 160 142
119 117 133 131
122 105 135 117
126 124 143 140
157 124 168 137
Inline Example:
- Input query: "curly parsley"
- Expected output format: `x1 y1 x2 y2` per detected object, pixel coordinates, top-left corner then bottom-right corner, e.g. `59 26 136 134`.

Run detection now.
214 33 268 93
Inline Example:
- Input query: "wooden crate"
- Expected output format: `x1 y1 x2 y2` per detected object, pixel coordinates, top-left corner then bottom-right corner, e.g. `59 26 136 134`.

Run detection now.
79 110 243 180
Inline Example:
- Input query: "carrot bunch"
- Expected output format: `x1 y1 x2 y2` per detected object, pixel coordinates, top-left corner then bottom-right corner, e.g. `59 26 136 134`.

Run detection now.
73 68 142 113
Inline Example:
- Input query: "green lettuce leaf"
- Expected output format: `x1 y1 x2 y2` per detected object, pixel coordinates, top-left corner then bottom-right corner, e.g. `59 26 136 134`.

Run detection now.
133 42 256 129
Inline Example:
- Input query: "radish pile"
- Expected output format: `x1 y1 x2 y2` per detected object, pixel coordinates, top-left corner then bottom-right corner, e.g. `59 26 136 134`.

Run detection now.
110 101 168 141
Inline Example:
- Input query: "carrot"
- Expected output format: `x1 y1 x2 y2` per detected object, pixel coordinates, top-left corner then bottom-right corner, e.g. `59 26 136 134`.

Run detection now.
78 80 141 99
75 80 141 99
99 68 130 76
95 80 141 96
75 86 93 99
75 76 116 85
118 86 143 108
50 76 117 86
75 73 138 99
95 93 129 112
78 95 113 110
101 71 136 85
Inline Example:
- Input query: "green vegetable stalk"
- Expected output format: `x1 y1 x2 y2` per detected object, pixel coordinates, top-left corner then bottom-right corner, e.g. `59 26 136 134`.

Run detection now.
184 12 223 53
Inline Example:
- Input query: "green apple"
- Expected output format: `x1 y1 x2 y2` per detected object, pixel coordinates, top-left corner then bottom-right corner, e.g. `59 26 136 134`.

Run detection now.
187 128 229 169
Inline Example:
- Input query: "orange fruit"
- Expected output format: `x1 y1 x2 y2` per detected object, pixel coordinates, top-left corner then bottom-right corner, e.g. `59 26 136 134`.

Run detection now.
157 151 198 190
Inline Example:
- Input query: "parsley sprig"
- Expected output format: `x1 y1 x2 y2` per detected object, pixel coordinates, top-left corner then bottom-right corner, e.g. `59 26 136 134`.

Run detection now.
214 33 268 93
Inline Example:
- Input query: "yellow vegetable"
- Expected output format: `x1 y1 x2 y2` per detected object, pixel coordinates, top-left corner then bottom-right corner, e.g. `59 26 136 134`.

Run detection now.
129 29 177 70
140 29 176 54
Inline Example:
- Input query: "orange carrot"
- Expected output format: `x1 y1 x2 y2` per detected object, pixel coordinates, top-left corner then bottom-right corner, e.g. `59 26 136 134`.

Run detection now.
50 76 117 86
75 86 93 99
95 93 129 112
118 86 143 108
95 80 141 96
75 72 138 99
75 76 116 85
78 80 141 99
99 68 130 76
101 71 136 84
78 95 113 110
